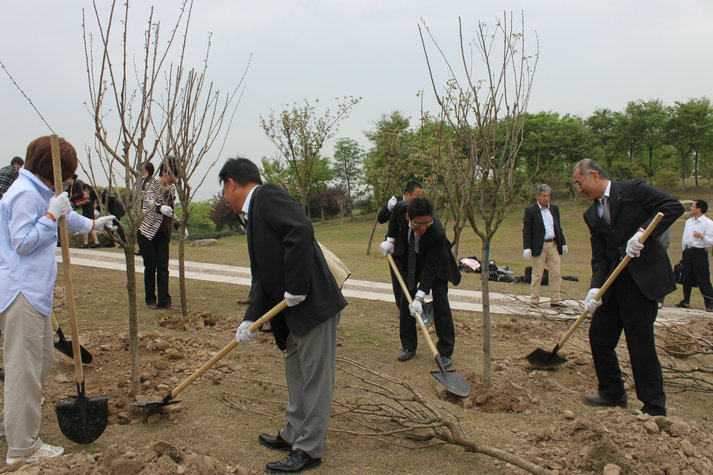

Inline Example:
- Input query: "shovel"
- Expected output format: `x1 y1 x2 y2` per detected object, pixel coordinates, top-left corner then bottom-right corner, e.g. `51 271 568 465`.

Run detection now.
50 135 108 444
51 312 93 364
526 212 664 369
133 299 288 409
387 253 470 397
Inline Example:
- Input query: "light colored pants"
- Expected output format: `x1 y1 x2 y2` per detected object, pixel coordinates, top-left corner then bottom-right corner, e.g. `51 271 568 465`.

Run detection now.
1 293 53 457
280 313 339 459
530 241 562 304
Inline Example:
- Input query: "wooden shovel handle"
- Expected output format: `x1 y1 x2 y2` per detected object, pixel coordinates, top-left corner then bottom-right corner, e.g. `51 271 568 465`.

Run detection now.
169 299 288 399
555 212 664 349
386 253 440 358
50 135 84 385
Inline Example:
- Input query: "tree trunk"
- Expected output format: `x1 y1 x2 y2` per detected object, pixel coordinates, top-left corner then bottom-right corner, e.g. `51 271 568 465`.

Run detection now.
124 245 140 397
366 214 380 255
481 241 492 388
694 150 700 187
179 225 187 318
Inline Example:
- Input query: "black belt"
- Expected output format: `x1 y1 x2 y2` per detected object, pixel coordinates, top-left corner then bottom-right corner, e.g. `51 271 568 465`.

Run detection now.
544 238 555 242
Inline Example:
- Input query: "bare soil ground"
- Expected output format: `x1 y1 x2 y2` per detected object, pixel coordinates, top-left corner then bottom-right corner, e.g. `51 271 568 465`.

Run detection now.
1 264 712 474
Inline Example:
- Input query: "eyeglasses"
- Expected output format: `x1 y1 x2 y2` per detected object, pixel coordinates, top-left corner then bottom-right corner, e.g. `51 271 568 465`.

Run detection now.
411 220 433 229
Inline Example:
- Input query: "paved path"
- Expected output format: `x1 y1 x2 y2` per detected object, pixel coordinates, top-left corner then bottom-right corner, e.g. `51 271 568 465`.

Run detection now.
58 248 710 323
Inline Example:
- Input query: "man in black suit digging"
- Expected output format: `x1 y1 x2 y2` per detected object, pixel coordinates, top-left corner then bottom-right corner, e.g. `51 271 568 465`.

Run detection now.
221 158 347 473
380 197 461 367
573 158 683 416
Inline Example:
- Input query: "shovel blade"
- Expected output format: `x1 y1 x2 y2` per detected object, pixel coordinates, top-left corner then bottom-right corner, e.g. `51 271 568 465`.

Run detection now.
431 355 470 397
54 341 93 365
55 394 108 444
526 347 567 369
131 399 181 409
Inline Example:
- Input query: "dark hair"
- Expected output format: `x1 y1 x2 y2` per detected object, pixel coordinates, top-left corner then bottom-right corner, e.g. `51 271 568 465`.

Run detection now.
158 156 178 177
11 156 23 167
24 136 77 186
407 196 433 219
404 180 423 195
143 161 155 178
695 199 708 214
218 158 263 186
573 158 607 179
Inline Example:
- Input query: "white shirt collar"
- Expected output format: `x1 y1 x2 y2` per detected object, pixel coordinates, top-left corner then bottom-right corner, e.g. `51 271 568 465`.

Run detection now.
602 180 611 200
241 185 259 220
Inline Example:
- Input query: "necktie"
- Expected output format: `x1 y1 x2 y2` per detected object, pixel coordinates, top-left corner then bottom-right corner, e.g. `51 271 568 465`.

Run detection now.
407 230 416 289
600 196 611 225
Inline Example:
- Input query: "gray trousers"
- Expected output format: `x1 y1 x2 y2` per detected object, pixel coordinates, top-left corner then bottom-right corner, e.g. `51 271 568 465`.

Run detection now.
279 313 339 459
1 293 53 457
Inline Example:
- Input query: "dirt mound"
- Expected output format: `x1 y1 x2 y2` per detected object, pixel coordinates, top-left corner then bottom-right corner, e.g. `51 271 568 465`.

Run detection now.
2 441 247 474
524 409 713 473
157 310 228 331
438 371 536 412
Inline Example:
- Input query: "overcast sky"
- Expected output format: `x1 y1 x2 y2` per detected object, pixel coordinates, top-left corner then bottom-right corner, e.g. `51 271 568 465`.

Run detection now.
1 0 712 201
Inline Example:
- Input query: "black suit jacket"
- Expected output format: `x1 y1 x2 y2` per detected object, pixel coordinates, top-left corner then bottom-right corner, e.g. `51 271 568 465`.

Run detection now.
377 196 403 224
522 203 566 256
583 179 683 300
244 184 347 349
387 202 461 293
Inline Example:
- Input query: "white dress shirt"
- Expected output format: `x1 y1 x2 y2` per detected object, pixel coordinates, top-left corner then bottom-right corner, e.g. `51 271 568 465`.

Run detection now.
539 205 555 240
682 214 713 250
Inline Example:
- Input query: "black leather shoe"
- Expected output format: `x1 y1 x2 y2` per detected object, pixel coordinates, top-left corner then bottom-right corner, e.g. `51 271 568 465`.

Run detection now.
266 449 321 473
674 301 689 309
584 393 627 408
259 433 292 451
440 356 453 369
0 368 4 381
398 348 415 362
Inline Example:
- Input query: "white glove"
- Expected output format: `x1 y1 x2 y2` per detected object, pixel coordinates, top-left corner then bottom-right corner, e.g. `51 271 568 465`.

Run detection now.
625 230 645 258
387 196 397 211
523 249 532 260
380 240 395 257
284 291 306 307
562 245 568 255
184 228 189 238
94 215 117 231
584 288 603 314
409 299 423 317
47 193 72 220
235 320 259 345
160 205 173 217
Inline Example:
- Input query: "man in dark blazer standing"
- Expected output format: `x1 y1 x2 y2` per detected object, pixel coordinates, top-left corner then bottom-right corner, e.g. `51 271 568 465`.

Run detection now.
522 184 568 308
220 158 347 473
380 197 461 367
573 158 683 416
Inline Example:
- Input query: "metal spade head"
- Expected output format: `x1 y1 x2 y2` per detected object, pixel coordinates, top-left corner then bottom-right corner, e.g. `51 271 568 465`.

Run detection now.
56 388 108 444
420 301 434 326
526 347 568 369
131 394 182 409
430 356 471 397
54 339 93 364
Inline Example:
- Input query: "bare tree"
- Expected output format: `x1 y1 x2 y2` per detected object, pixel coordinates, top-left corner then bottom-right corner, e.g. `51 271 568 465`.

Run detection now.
161 38 249 318
420 13 538 387
82 0 200 396
260 97 361 212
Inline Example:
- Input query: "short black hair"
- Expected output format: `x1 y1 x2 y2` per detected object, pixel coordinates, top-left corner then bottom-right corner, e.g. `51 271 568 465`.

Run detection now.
218 157 263 186
404 180 423 194
695 199 708 214
143 161 155 177
407 196 433 219
158 156 178 177
11 156 23 167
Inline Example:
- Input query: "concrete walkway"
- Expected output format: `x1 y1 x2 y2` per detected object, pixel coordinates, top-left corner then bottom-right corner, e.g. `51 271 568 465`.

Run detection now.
58 248 709 323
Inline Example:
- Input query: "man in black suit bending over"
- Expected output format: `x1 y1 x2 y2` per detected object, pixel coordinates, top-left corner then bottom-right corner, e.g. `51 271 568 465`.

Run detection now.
380 197 461 367
522 183 568 308
574 158 683 416
221 158 347 473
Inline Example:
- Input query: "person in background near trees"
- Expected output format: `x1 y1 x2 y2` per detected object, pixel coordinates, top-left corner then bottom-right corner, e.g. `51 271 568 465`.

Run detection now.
138 157 185 311
675 199 713 312
100 189 126 245
657 228 671 309
377 181 423 309
522 183 568 308
0 157 24 199
222 157 346 473
141 161 154 191
68 174 101 248
573 158 683 416
380 196 461 368
0 136 115 466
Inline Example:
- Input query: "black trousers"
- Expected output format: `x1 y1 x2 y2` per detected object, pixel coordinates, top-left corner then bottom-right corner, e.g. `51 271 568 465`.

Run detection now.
138 230 171 307
389 265 403 310
681 247 713 308
399 278 455 358
589 269 665 415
